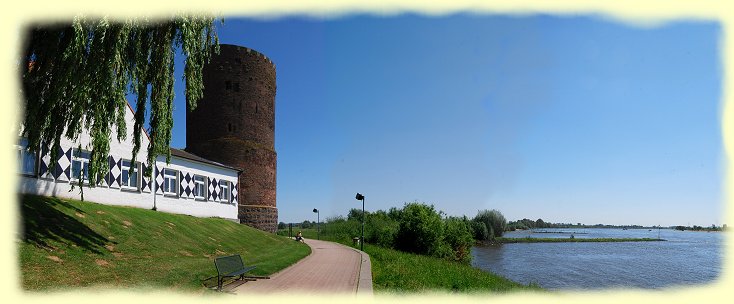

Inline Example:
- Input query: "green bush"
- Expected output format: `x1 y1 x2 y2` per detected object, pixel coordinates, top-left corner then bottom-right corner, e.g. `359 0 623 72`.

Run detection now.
470 220 490 241
347 208 368 221
474 209 507 239
442 217 474 263
395 202 444 256
321 216 360 243
366 210 399 247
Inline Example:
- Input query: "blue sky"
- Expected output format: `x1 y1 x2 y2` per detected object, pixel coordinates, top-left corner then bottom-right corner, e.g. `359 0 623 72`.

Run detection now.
166 14 722 226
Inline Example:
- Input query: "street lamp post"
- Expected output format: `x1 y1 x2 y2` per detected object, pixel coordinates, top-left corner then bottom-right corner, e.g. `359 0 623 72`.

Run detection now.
355 193 365 251
312 208 320 240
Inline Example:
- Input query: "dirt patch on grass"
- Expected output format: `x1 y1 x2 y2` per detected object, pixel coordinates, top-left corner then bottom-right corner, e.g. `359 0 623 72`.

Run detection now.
105 244 115 252
179 250 193 257
96 210 105 214
208 237 217 242
95 259 110 267
46 256 63 263
215 249 226 255
75 212 86 218
112 252 124 258
166 222 176 227
122 220 133 227
108 236 115 240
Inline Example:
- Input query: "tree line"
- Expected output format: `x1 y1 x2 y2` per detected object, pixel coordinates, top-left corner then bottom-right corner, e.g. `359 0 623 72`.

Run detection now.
279 203 510 265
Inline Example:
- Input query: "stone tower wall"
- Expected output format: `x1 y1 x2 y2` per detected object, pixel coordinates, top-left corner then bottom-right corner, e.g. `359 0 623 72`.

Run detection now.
186 44 277 232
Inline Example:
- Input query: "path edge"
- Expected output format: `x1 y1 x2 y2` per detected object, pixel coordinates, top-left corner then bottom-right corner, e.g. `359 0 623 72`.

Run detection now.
339 243 373 295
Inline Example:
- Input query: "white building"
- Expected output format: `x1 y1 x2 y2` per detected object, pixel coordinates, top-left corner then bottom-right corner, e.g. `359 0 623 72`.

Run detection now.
15 104 240 221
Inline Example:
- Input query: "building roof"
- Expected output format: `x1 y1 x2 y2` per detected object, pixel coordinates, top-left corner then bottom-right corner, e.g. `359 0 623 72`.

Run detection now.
170 148 242 173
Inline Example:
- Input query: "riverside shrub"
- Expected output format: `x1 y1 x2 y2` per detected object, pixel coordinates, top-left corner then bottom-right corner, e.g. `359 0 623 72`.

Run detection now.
395 202 444 256
474 209 507 238
443 217 474 263
470 220 490 241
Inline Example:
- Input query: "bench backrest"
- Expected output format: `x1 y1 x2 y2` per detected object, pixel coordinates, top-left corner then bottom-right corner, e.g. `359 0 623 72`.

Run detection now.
214 255 245 275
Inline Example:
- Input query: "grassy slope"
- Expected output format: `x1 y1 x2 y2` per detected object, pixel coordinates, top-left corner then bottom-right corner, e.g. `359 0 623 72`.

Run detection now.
366 244 542 293
19 194 310 292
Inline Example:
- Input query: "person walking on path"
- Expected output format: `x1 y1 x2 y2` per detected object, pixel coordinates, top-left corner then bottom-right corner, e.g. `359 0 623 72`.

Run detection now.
233 238 372 294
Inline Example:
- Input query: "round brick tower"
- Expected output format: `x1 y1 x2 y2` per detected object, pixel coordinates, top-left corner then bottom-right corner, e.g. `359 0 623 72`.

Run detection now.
186 44 277 233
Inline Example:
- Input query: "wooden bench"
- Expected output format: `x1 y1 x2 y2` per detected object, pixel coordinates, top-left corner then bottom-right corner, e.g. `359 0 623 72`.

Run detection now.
214 254 257 291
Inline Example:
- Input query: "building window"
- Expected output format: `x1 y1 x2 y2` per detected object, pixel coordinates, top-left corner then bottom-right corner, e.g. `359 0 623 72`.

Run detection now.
16 138 37 176
163 168 178 196
121 159 139 190
194 175 206 200
71 149 91 183
219 180 230 203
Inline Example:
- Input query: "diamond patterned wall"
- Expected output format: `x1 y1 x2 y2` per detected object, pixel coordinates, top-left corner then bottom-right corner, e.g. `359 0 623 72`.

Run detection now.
140 163 151 192
109 157 121 188
38 143 52 179
231 182 238 204
54 146 71 181
178 171 196 199
28 141 239 208
208 177 218 201
155 165 165 194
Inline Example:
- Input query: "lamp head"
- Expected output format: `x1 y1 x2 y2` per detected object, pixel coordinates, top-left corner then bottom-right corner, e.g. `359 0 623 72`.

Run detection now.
355 193 364 200
313 208 318 213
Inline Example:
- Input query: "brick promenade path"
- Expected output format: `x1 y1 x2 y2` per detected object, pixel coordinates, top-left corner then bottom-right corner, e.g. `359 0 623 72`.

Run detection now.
233 238 373 295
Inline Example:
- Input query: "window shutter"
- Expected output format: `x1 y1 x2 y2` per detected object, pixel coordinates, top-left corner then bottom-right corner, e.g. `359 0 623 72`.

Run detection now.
231 181 238 204
55 146 71 182
140 163 151 193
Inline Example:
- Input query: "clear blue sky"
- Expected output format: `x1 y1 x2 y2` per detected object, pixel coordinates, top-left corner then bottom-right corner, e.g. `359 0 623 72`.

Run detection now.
166 13 722 227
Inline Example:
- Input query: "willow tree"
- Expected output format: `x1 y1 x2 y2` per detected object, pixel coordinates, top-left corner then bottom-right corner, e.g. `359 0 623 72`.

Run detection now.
20 16 220 187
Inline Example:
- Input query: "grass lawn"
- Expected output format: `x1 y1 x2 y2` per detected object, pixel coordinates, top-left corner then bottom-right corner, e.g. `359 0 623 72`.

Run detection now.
19 194 310 292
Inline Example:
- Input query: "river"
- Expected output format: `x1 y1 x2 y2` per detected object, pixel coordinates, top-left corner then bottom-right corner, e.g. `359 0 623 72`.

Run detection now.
471 228 722 290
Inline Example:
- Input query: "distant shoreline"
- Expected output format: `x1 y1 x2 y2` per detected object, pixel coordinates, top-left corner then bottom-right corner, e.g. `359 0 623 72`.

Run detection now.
489 237 666 244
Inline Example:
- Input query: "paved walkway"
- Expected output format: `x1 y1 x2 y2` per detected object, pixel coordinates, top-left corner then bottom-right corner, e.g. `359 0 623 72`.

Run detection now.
232 238 373 295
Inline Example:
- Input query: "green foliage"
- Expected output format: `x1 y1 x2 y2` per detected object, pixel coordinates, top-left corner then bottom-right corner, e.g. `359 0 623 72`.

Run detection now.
395 202 444 256
321 216 360 243
470 220 490 241
20 16 220 188
474 209 507 239
365 210 399 247
347 208 368 221
441 217 474 263
19 195 309 291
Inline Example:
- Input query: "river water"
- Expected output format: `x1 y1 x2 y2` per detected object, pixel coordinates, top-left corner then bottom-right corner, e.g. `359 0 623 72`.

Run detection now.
471 228 723 290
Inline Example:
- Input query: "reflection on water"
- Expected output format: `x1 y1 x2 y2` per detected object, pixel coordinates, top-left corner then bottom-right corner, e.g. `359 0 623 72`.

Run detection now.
471 228 722 290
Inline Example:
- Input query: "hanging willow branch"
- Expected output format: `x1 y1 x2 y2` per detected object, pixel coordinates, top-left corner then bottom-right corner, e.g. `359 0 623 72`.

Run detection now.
20 15 220 187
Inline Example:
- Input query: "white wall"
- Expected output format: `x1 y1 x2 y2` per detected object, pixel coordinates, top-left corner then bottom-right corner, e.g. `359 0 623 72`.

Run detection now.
17 105 239 221
151 155 238 220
